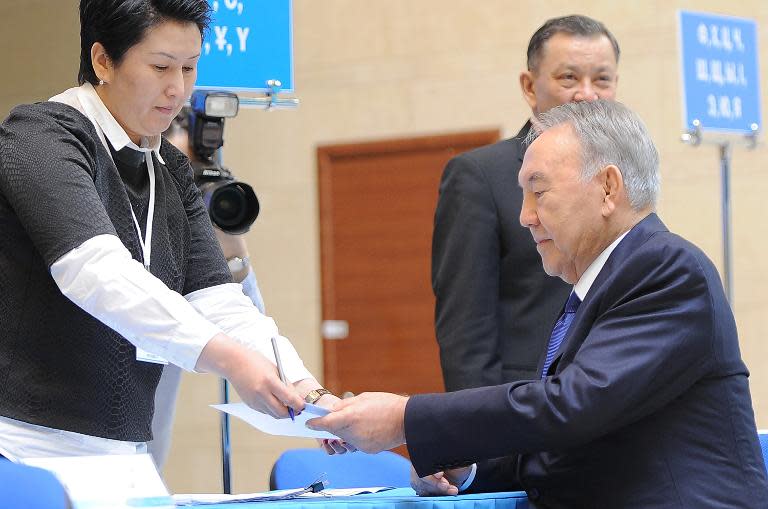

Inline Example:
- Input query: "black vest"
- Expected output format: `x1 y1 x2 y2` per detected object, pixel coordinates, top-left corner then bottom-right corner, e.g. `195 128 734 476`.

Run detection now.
0 102 228 441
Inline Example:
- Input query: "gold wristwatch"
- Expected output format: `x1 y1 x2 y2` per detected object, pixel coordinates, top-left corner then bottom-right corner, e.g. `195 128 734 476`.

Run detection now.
305 388 333 404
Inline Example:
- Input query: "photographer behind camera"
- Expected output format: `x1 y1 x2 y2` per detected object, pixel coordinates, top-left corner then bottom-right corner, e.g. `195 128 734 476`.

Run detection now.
164 107 264 308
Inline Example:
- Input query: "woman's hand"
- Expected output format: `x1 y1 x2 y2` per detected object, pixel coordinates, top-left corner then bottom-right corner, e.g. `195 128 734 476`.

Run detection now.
196 333 304 418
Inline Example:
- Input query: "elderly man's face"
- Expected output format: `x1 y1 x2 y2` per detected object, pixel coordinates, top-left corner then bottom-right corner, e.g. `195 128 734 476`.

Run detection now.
518 124 607 284
521 33 618 115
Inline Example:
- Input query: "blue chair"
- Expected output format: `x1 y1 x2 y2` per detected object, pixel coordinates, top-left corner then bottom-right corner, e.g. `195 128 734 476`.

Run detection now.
759 430 768 474
0 461 69 509
270 448 412 490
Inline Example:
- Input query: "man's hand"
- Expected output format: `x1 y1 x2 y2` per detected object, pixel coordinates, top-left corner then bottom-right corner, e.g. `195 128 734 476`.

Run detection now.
411 466 472 497
196 333 305 418
314 393 357 454
306 392 408 453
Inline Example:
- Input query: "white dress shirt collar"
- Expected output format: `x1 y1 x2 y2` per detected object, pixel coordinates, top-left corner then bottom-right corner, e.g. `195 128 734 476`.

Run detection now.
49 82 165 164
573 229 630 301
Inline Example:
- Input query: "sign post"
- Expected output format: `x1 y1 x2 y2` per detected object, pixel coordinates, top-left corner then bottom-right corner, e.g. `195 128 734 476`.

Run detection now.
678 10 762 303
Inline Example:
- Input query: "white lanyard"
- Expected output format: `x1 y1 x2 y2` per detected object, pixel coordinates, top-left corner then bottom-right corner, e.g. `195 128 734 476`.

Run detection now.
91 132 166 364
127 151 166 365
129 152 156 271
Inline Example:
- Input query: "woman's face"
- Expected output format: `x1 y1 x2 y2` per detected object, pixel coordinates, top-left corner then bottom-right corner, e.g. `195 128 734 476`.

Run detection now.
95 20 201 144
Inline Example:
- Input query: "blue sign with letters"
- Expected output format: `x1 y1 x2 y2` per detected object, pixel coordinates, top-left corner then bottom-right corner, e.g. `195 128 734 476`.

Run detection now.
678 10 761 134
196 0 293 93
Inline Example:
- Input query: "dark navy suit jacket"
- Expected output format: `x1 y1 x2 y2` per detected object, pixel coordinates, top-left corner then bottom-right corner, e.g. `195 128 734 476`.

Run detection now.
406 214 768 508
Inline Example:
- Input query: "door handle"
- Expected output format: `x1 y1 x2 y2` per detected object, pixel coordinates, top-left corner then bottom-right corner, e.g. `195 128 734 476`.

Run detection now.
322 320 349 340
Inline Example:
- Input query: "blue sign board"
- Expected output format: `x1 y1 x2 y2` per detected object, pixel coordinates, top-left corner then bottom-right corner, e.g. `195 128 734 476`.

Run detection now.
678 10 761 134
196 0 293 93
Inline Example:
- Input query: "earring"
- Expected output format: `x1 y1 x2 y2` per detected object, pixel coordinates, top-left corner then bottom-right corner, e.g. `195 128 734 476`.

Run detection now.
99 79 105 86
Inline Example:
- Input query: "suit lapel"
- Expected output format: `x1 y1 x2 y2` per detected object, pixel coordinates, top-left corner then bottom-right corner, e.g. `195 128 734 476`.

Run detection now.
514 121 533 164
545 213 668 376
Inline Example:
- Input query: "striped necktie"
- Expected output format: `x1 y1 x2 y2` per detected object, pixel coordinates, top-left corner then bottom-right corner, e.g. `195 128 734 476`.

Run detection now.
541 292 581 379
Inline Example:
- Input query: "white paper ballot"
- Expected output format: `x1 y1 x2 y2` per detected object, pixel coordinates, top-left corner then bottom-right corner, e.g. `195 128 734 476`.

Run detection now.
212 402 339 439
174 486 394 506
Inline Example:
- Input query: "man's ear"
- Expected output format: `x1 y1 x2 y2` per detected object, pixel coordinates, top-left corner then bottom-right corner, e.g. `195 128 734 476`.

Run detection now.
600 164 624 217
90 42 113 84
519 71 537 113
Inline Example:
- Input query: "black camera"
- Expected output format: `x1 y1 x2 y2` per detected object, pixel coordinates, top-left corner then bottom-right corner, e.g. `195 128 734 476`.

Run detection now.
188 90 259 235
192 162 259 235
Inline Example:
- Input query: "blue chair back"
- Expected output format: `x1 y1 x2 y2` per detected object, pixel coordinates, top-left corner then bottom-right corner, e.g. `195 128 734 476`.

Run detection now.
0 461 69 509
270 448 411 490
759 430 768 474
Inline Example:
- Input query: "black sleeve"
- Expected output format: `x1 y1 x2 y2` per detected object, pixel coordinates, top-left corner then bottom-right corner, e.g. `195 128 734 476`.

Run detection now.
0 103 117 266
159 140 232 295
432 153 502 391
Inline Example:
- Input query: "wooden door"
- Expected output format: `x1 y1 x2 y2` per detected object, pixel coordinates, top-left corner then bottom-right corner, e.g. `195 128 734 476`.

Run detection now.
318 130 500 400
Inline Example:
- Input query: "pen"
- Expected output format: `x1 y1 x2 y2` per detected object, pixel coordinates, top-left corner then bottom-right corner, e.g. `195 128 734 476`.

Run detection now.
271 336 295 421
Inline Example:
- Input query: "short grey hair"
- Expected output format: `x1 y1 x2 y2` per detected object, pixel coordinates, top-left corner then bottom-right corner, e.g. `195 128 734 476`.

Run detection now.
527 100 660 211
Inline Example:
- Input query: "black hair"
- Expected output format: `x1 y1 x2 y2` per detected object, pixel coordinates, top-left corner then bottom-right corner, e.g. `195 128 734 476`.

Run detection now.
526 15 620 72
78 0 211 85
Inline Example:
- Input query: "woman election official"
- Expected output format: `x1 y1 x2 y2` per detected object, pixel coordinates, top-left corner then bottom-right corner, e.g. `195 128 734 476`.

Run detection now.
0 0 343 459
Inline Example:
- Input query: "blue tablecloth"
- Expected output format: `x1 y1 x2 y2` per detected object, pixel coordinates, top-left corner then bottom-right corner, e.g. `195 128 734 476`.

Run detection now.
196 488 529 509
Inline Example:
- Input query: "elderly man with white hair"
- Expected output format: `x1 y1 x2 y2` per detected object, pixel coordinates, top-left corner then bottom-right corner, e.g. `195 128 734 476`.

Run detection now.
309 100 768 508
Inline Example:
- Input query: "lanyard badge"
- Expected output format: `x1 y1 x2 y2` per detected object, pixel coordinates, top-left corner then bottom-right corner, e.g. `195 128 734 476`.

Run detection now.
130 152 168 365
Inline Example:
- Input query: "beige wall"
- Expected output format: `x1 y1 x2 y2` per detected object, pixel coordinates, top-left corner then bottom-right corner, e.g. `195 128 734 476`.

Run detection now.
3 0 767 494
0 0 80 117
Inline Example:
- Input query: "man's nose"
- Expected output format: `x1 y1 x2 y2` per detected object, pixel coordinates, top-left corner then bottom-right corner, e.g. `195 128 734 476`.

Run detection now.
573 79 598 102
519 193 537 228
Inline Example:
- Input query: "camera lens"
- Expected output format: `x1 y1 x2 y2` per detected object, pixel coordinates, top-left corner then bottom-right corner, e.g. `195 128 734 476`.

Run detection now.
191 161 260 234
211 185 247 227
204 181 260 234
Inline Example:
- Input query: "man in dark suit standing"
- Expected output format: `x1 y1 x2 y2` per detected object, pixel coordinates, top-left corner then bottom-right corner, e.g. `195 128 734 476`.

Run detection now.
310 100 768 508
433 15 621 391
